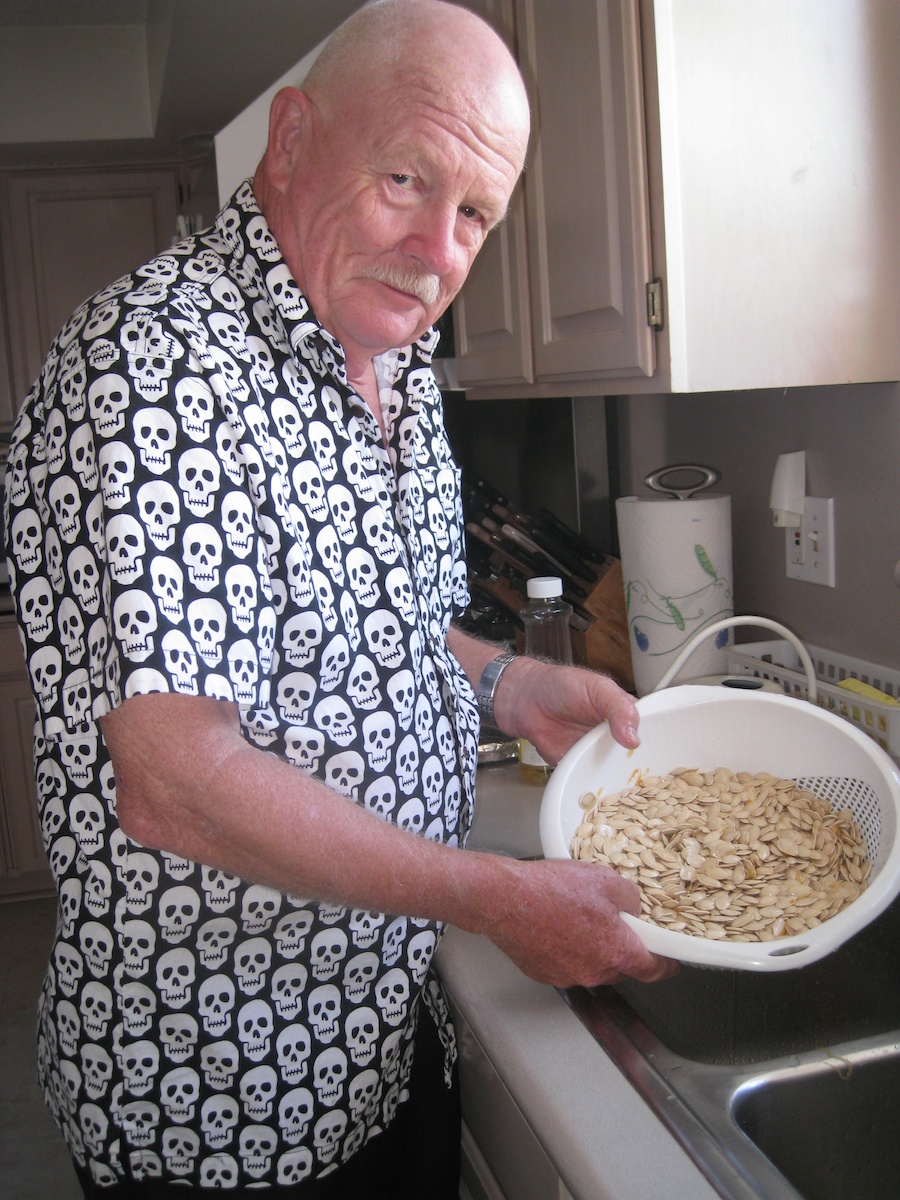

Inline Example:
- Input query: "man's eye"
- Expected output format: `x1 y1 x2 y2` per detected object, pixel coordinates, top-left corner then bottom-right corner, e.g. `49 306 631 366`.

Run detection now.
459 205 481 222
390 174 413 186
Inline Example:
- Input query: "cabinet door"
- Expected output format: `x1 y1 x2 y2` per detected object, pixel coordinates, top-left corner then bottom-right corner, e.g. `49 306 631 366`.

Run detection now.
0 248 13 427
453 0 534 388
1 168 178 418
0 624 48 896
516 0 655 382
454 185 533 387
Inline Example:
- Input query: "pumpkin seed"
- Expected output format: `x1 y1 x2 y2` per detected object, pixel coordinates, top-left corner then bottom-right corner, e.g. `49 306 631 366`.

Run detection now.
570 766 869 943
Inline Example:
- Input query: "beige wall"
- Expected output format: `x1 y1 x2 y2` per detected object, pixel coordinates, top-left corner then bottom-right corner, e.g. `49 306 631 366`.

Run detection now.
448 381 899 673
614 382 900 671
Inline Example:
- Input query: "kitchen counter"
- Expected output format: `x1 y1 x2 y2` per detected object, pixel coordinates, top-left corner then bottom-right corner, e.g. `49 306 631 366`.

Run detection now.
437 761 722 1200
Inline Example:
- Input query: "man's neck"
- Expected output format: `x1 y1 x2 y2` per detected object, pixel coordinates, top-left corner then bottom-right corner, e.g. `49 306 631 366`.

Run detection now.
347 359 388 446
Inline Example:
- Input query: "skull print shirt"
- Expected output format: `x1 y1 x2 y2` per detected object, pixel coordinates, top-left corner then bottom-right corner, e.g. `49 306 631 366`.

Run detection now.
4 180 480 1189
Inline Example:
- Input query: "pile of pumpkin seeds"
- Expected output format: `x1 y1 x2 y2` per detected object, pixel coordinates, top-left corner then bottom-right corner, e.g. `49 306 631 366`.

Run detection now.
570 767 870 942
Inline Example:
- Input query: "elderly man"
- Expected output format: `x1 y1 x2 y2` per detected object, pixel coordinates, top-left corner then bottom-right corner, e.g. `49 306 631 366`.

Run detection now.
4 1 672 1195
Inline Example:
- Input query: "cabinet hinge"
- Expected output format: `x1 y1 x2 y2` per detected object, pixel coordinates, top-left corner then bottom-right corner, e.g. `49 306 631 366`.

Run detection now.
646 279 664 330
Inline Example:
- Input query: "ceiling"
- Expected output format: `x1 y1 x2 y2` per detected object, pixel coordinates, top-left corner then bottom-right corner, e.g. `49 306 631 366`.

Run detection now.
0 0 364 165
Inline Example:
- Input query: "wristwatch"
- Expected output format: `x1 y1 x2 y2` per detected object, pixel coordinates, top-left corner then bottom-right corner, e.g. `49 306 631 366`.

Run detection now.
475 649 520 727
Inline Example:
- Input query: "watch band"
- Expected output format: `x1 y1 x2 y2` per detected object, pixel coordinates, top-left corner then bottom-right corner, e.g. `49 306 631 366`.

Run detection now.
475 649 520 727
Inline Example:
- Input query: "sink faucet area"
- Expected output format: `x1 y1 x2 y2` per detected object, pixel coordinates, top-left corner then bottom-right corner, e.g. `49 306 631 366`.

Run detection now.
452 761 900 1200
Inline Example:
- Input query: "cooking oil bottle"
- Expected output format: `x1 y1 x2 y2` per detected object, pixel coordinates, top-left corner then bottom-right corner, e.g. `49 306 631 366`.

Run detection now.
518 576 573 784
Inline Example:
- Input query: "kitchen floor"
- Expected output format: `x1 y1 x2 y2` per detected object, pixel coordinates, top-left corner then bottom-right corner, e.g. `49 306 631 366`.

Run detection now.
0 895 82 1199
1 896 474 1200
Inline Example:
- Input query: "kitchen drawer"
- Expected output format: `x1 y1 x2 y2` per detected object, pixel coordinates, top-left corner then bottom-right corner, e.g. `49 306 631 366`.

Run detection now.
456 1012 574 1200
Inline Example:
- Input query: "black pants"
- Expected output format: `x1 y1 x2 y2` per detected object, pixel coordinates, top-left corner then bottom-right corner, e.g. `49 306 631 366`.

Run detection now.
74 1009 460 1200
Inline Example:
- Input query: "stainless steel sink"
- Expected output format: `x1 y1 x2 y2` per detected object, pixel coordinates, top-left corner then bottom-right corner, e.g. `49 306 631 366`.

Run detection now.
733 1041 900 1200
562 894 900 1200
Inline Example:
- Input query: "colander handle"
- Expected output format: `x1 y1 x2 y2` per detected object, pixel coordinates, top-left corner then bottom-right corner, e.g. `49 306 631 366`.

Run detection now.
651 616 818 703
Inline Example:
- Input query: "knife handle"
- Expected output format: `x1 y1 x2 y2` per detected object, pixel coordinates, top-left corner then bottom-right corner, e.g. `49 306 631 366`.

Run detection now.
499 525 589 599
527 527 596 582
491 502 532 534
471 477 509 508
465 523 535 580
535 508 609 566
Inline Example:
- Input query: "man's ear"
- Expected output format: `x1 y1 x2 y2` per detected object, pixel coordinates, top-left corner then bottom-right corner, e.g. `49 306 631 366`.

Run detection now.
264 87 310 191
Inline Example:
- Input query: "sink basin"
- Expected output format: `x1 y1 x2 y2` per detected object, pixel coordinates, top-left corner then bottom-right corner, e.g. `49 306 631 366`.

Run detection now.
562 893 900 1199
733 1041 900 1200
613 892 900 1065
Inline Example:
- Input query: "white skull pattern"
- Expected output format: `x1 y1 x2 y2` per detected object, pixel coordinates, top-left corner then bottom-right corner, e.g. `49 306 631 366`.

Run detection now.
6 186 481 1186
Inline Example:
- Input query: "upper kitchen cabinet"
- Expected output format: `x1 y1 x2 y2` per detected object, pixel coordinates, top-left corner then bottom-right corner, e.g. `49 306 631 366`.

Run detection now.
455 0 654 390
450 0 534 386
455 0 900 397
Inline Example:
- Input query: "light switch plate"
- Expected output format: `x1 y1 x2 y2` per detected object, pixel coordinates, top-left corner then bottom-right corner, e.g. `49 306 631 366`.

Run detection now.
785 497 836 586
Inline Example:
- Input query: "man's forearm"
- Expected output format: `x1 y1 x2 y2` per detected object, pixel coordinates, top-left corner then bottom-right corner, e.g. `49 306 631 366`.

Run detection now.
103 691 517 935
102 691 669 987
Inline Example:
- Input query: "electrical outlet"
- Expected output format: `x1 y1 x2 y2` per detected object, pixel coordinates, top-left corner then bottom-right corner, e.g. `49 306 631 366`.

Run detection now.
785 497 835 586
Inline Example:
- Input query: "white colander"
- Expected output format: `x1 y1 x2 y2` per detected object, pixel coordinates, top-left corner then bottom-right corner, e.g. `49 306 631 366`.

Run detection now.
540 686 900 971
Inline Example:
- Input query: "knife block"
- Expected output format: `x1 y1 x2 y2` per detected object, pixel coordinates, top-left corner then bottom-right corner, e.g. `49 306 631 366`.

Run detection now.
570 559 634 692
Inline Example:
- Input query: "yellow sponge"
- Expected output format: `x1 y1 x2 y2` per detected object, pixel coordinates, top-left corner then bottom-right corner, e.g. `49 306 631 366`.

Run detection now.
838 677 900 706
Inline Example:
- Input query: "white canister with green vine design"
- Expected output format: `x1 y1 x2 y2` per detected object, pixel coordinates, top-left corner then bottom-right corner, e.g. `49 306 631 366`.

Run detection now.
616 465 733 696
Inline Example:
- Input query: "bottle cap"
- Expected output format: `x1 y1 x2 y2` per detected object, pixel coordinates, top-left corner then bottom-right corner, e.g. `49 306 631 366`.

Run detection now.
526 576 563 599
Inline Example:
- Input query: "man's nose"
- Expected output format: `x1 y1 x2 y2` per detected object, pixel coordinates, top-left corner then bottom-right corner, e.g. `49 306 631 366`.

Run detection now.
404 204 458 277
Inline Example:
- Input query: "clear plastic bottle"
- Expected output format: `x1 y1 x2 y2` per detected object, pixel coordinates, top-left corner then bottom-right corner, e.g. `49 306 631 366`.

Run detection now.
518 576 573 784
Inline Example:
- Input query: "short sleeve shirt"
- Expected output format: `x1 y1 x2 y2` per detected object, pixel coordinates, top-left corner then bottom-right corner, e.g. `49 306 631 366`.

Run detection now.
4 180 479 1189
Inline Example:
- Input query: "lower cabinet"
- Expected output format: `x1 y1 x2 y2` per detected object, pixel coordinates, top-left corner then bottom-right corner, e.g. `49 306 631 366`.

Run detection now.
456 1011 574 1200
0 617 51 899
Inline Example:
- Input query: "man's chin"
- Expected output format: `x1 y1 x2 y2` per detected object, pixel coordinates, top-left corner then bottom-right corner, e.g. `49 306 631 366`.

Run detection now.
340 305 432 357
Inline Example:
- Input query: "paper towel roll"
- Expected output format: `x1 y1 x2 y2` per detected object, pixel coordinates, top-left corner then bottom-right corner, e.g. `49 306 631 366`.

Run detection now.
615 494 734 695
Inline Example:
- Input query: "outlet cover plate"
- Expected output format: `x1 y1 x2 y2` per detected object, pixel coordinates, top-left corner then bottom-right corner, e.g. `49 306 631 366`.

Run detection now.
785 497 836 586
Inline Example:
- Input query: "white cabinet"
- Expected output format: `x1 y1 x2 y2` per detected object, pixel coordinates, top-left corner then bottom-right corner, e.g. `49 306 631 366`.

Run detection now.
455 0 653 390
456 1012 574 1200
452 0 534 387
516 0 654 385
455 0 900 396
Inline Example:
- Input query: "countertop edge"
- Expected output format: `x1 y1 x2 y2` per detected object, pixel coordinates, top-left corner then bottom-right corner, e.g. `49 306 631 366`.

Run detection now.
437 926 722 1200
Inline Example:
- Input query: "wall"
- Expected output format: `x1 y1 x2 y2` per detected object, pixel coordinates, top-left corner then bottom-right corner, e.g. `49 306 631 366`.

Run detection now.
0 26 152 143
613 382 900 671
443 394 579 529
447 381 900 673
214 39 325 204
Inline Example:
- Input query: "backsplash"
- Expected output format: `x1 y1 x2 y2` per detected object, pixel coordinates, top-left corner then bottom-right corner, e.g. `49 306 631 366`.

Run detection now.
615 381 900 671
446 381 900 673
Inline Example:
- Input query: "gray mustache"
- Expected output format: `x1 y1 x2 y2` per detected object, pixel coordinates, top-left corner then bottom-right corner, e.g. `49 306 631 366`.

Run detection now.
362 263 441 306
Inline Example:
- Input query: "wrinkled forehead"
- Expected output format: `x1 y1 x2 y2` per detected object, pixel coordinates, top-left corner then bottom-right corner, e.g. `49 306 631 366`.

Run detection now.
324 47 529 165
333 68 529 198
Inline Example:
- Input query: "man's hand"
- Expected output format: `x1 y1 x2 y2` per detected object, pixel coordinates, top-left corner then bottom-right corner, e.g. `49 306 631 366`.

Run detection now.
446 625 640 761
471 855 677 987
493 656 640 763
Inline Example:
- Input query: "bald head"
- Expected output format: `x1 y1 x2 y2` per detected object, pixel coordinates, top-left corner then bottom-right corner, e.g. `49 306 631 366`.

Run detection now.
303 0 530 175
254 0 530 375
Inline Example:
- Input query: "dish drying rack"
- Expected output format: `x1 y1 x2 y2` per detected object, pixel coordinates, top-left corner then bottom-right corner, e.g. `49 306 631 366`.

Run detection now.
727 640 900 763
